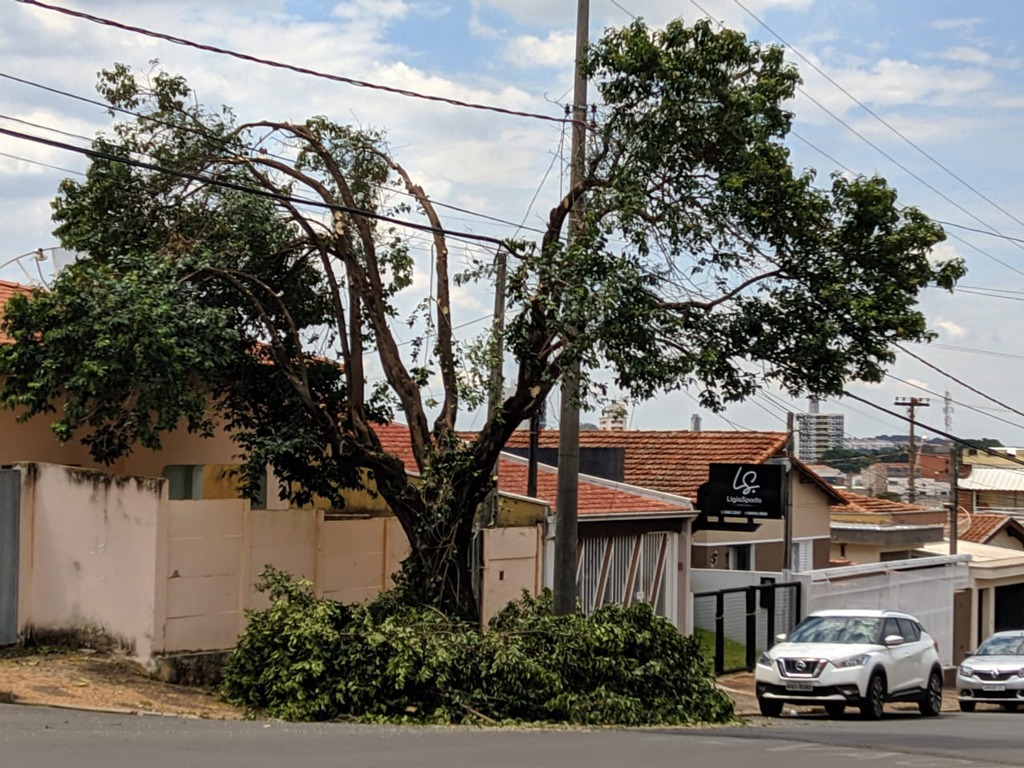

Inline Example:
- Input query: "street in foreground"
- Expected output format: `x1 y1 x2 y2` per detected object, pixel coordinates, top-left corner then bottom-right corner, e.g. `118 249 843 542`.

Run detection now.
3 704 1024 768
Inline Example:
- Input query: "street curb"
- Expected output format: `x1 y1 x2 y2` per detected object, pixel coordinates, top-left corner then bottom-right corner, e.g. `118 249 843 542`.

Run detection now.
8 696 208 720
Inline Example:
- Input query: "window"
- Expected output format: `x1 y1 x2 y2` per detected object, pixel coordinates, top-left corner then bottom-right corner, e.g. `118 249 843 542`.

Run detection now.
162 465 204 500
727 544 753 571
882 617 901 641
897 618 921 642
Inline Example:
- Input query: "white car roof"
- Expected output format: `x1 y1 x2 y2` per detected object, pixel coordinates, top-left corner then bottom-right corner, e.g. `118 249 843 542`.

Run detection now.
808 609 919 621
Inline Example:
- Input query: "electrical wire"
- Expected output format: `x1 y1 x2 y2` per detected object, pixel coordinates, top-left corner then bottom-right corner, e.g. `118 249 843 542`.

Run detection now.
731 0 1024 237
0 74 549 236
0 150 84 176
0 125 507 246
15 0 573 128
895 343 1024 421
884 372 1024 433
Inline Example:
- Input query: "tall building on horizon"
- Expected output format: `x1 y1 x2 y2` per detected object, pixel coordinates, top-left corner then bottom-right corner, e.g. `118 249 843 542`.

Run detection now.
796 397 845 462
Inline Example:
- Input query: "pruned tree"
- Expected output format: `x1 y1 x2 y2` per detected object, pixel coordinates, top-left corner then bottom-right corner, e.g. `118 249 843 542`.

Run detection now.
0 20 963 619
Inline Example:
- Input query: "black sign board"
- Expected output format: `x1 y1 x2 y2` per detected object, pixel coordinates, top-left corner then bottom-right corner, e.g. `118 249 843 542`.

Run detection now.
702 463 784 520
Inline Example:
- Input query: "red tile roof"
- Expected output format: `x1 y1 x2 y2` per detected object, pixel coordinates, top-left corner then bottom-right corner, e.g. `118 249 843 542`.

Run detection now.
502 429 788 499
831 489 926 516
959 512 1024 544
373 422 690 517
0 280 33 344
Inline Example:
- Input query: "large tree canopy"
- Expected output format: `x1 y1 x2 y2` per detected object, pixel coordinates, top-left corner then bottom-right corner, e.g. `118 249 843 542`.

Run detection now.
0 19 963 618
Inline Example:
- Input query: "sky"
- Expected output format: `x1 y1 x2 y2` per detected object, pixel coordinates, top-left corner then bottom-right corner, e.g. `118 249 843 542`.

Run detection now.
2 0 1024 446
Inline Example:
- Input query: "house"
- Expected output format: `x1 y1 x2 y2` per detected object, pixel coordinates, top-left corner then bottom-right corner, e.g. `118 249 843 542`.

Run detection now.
958 465 1024 513
958 512 1024 550
502 429 845 573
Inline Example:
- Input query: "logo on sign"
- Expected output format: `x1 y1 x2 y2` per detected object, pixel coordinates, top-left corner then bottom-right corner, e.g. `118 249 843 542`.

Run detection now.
733 467 760 495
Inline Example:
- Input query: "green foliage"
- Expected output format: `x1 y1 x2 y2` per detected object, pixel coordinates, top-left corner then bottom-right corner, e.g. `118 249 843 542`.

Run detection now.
819 446 908 473
222 569 734 726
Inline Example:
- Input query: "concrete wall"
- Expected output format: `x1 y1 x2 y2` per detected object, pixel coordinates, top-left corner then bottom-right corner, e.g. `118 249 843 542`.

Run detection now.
480 526 542 624
16 463 164 660
160 500 246 653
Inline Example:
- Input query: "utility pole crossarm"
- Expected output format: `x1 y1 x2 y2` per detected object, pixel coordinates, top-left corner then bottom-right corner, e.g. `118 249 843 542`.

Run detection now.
895 396 930 505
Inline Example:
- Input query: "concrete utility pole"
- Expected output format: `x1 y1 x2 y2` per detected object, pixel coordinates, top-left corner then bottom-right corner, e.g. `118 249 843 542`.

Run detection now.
486 247 507 523
554 0 589 616
949 444 959 555
895 396 930 504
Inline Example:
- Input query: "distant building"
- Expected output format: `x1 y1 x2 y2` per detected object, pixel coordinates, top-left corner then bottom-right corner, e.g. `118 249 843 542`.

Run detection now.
795 397 845 462
598 400 628 431
690 413 702 432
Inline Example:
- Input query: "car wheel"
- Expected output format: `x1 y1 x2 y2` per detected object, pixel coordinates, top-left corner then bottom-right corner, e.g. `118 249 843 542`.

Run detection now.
825 702 845 719
1002 702 1019 712
758 697 783 718
919 670 942 717
959 700 976 713
860 673 886 720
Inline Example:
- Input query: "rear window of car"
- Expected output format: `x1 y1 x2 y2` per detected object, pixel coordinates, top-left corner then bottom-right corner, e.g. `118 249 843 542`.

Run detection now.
897 618 921 641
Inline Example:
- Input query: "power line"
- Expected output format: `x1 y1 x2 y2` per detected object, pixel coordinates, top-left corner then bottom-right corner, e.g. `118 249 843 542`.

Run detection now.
884 372 1024 433
15 0 572 128
789 129 1024 280
731 0 1024 238
842 390 1024 469
0 150 84 177
0 72 549 236
912 341 1024 362
608 0 636 19
0 125 508 246
895 342 1024 421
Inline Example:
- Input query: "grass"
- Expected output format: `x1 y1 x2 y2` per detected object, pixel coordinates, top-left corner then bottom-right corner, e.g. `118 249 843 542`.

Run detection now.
694 628 751 673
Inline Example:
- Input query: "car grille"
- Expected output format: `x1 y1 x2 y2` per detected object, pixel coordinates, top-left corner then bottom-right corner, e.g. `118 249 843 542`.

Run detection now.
760 684 843 698
972 670 1017 682
964 688 1019 699
779 658 825 678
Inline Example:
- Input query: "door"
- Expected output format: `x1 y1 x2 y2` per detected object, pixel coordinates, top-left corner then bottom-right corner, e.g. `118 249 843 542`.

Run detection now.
953 589 971 663
995 583 1024 632
897 617 929 691
0 468 19 646
881 617 913 693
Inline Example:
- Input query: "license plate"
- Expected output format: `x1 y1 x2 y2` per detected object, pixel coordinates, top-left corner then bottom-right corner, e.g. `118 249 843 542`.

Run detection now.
786 683 814 692
983 684 1006 692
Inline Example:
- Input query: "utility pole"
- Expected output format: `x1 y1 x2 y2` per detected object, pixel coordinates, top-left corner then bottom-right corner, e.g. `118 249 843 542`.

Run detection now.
782 411 795 574
895 396 930 504
486 247 507 523
527 406 540 498
949 444 959 555
554 0 589 616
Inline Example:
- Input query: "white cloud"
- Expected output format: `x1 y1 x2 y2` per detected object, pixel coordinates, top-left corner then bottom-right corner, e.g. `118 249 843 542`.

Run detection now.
933 318 968 340
927 241 963 267
930 17 985 32
502 31 576 69
940 46 991 64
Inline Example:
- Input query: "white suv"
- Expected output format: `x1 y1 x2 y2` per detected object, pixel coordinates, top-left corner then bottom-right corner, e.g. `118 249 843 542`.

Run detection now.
754 609 943 720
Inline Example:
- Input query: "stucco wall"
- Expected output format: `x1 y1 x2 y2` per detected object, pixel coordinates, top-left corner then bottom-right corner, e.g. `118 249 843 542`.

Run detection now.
160 499 246 653
17 463 163 659
480 526 542 624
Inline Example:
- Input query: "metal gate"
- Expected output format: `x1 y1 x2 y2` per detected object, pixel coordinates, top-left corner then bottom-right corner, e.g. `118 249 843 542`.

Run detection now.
576 531 672 619
0 468 19 645
693 581 802 675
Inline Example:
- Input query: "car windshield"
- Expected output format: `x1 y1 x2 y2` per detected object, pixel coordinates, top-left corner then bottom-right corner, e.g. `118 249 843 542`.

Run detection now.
976 635 1024 656
786 616 882 645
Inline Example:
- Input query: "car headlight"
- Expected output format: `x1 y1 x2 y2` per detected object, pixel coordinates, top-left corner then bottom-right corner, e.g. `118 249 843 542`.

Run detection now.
835 654 870 669
757 652 772 668
960 666 974 678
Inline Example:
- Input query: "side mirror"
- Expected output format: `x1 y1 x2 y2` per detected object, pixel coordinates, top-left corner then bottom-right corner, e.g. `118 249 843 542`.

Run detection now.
775 633 787 643
884 634 905 647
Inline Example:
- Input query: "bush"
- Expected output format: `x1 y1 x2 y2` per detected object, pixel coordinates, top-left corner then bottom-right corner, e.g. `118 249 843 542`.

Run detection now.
221 568 734 725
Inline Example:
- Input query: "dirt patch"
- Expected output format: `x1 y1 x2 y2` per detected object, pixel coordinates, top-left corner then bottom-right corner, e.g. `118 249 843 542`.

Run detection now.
0 649 242 719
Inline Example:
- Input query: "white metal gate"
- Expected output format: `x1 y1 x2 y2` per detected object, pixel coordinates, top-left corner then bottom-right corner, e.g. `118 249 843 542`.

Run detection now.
576 531 676 623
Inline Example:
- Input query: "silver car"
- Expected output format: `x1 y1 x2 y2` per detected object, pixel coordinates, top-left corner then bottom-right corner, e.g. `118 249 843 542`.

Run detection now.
957 631 1024 712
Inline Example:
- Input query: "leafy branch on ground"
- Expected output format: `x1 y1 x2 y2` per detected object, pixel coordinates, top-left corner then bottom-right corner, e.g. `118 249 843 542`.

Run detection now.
221 568 734 726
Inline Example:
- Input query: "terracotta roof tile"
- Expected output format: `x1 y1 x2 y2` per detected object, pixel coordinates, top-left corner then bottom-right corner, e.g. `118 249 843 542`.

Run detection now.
0 280 33 345
959 512 1024 544
374 423 690 516
501 429 788 499
831 489 926 516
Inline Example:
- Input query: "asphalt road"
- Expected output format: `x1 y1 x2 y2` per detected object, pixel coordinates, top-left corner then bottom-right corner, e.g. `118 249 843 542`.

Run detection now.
3 704 1024 768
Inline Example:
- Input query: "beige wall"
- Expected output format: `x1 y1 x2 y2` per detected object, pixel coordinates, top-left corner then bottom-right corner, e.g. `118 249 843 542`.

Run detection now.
17 463 164 660
480 526 542 624
160 499 246 653
247 508 317 610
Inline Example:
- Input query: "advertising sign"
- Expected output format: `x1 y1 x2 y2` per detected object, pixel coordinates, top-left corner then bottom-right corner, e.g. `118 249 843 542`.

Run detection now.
703 463 784 520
